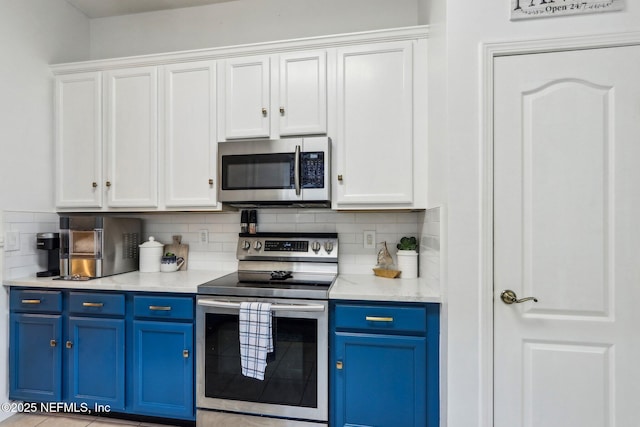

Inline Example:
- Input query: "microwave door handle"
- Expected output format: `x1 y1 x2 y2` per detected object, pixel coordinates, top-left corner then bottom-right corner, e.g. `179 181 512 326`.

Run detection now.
294 145 301 196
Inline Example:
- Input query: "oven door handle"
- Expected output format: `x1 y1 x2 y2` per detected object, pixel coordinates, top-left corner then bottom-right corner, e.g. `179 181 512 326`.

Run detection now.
197 299 325 312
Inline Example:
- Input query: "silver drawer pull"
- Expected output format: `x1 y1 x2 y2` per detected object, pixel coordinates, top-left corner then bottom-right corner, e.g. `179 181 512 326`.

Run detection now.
197 299 325 313
149 305 172 311
365 316 394 322
82 302 104 308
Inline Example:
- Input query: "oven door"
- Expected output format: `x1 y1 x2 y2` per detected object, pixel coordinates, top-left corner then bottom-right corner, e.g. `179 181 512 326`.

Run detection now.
218 137 330 204
196 296 328 422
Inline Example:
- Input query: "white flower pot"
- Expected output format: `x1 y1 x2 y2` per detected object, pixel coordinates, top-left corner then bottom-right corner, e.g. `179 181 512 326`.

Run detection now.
396 250 418 279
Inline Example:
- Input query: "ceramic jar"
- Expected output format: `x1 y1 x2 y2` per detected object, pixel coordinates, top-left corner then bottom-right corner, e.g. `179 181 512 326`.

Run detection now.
139 236 164 272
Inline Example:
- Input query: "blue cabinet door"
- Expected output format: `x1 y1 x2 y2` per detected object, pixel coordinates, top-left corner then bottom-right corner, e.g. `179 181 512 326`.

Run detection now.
67 316 125 410
132 320 194 420
333 332 427 427
9 313 62 402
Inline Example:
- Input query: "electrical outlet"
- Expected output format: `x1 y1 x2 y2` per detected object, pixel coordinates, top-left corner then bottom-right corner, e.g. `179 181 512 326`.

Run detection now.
5 231 20 251
198 229 209 244
364 230 376 249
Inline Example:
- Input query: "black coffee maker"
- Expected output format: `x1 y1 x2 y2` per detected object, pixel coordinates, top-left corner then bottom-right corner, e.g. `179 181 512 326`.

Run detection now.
36 232 60 277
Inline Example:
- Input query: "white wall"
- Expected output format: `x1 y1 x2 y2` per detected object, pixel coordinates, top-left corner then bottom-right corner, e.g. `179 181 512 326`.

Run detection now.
0 0 89 214
0 0 89 419
88 0 420 59
442 2 640 427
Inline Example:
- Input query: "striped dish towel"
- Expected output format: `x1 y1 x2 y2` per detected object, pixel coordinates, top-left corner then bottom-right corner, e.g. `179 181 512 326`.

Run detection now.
239 302 273 380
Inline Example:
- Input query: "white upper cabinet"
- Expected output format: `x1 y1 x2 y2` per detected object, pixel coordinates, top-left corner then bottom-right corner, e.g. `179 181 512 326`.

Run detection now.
217 51 327 140
52 27 426 212
278 51 327 136
104 67 158 208
218 55 271 140
55 72 103 209
334 41 417 208
162 61 218 208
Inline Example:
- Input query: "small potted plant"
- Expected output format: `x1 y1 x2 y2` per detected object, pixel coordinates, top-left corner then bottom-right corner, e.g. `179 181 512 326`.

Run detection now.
396 236 418 278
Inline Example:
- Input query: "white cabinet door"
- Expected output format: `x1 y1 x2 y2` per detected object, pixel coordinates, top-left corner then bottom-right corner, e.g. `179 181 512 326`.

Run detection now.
219 56 270 140
162 61 218 208
278 51 327 136
335 41 414 207
55 72 103 208
494 46 640 427
105 67 158 208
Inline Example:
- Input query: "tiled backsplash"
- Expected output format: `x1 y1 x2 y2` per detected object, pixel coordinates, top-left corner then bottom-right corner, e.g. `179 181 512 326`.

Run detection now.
3 211 59 280
3 208 442 281
420 207 441 287
138 210 421 274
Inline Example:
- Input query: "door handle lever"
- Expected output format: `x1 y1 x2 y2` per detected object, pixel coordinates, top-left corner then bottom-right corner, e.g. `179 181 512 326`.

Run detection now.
500 289 538 305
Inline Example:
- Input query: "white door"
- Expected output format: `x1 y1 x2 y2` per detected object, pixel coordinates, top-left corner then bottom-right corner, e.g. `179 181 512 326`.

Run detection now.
494 46 640 427
219 55 270 140
162 61 218 208
105 66 158 208
335 41 413 207
55 72 102 208
278 50 327 136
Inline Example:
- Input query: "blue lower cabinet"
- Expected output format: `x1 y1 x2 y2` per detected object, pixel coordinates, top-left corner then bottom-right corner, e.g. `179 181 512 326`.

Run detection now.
132 320 194 419
9 313 63 402
67 316 126 411
9 288 197 422
331 301 439 427
334 333 426 427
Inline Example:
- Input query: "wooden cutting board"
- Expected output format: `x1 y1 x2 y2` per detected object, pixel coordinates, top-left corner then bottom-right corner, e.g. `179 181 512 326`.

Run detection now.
163 235 189 271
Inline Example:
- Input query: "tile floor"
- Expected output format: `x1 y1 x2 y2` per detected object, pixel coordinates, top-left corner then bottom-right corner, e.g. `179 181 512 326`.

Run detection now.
0 413 182 427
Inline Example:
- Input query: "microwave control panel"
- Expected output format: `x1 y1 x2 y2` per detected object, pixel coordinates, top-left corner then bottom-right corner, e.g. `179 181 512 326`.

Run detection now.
301 152 325 189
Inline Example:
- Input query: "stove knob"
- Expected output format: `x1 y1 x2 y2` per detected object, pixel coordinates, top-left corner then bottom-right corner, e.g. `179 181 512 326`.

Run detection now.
253 241 263 251
241 240 251 250
324 241 334 254
311 241 321 253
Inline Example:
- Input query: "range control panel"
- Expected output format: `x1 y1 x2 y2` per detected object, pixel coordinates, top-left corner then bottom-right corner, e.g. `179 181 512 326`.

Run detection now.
236 232 338 261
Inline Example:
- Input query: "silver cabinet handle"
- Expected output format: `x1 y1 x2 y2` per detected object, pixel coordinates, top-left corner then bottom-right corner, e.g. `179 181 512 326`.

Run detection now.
500 289 538 305
149 305 172 311
197 299 325 312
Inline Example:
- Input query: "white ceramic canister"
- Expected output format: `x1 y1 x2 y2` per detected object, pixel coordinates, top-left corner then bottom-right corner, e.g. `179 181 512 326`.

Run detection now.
396 250 419 279
139 236 164 273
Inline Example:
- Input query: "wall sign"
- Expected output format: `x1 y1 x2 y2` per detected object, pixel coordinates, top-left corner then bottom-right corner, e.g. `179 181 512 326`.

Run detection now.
511 0 624 20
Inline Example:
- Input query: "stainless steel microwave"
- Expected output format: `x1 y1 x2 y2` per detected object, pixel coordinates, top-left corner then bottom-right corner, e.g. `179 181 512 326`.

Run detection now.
218 137 330 207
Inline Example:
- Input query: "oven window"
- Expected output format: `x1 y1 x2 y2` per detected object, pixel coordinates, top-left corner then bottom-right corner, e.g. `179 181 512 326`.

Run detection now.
222 153 295 190
204 313 318 408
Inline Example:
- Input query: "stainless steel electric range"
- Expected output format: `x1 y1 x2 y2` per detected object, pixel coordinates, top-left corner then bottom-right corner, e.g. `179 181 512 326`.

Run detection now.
196 232 338 426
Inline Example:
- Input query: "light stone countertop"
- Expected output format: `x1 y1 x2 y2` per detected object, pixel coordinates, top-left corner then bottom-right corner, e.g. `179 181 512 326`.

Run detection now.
4 270 234 294
5 270 441 303
329 274 441 303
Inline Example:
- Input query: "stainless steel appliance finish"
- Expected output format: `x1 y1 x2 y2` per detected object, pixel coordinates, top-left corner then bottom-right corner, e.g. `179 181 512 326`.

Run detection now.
196 232 337 425
218 137 330 208
59 216 141 279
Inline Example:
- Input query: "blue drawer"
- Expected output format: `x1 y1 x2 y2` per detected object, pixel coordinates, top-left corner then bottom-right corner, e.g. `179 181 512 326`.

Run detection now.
68 292 125 316
10 289 62 313
133 295 194 321
334 303 427 335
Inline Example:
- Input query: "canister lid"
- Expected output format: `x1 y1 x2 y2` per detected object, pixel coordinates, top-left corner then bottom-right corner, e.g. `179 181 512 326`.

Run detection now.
139 236 163 248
